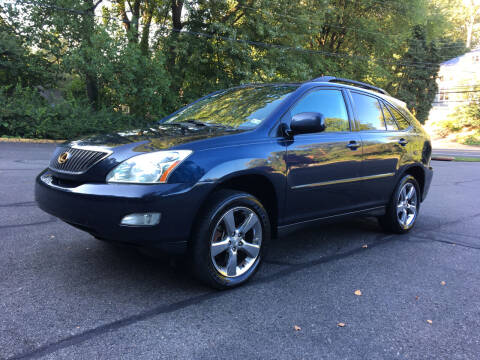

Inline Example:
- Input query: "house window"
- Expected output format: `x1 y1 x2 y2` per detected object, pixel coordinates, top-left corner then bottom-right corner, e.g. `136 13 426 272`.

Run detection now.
438 92 449 102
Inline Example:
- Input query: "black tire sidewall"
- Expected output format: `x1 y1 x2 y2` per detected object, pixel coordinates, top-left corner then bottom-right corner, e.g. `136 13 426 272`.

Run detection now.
192 190 270 289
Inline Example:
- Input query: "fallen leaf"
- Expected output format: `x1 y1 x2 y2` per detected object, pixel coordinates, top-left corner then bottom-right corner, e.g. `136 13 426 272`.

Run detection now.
294 325 301 331
362 244 368 248
354 290 362 296
426 320 433 325
440 281 446 286
337 322 346 327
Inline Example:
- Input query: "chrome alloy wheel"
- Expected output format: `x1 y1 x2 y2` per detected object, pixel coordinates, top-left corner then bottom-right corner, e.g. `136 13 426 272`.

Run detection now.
397 182 417 228
210 206 262 278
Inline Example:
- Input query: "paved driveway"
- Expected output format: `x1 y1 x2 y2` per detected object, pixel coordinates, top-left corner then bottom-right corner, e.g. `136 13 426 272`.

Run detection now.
1 142 479 359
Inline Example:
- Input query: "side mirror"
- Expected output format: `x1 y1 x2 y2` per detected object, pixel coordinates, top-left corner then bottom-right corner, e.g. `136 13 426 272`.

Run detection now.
290 112 326 135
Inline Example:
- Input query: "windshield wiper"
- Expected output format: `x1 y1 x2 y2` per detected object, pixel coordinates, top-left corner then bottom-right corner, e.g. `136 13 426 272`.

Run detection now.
176 119 235 129
181 119 208 126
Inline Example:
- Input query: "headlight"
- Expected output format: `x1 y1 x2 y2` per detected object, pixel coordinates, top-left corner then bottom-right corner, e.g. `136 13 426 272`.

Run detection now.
106 150 192 184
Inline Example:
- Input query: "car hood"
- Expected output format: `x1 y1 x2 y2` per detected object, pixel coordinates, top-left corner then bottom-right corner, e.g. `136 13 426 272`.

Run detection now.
49 123 247 182
68 123 244 153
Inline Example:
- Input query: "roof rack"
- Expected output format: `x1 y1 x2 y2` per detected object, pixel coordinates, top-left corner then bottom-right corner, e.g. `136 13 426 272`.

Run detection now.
311 76 390 96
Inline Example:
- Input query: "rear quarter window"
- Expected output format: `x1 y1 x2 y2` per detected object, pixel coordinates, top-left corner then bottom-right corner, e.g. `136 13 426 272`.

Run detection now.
381 103 399 131
385 104 411 130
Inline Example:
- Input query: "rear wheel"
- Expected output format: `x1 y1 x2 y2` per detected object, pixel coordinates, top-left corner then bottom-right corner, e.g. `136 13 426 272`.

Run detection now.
379 175 420 234
191 190 270 289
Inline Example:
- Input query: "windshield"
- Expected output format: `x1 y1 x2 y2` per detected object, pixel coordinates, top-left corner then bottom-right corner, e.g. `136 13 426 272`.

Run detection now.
162 85 298 129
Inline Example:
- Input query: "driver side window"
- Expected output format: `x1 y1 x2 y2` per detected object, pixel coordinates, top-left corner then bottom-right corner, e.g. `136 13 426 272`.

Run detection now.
288 89 350 132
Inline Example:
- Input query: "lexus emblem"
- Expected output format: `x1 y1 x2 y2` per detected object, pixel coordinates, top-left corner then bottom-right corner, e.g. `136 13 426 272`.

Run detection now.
57 152 70 164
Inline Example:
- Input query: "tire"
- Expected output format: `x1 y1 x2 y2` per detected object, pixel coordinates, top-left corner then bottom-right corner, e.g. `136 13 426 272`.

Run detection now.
191 189 270 289
379 175 421 234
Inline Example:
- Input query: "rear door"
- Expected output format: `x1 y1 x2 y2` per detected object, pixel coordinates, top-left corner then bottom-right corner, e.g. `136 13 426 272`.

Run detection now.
284 87 363 224
348 91 408 207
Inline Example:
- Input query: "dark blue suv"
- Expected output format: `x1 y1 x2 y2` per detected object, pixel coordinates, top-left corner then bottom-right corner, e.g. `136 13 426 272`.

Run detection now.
35 76 433 288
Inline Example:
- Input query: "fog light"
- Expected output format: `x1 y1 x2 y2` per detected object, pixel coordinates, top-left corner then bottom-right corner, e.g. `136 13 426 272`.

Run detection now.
120 213 161 226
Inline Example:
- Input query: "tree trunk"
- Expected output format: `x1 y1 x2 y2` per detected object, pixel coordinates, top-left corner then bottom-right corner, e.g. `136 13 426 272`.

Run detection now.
116 0 141 43
466 1 480 48
166 0 184 97
84 0 99 109
140 1 153 55
86 73 99 109
467 13 474 48
130 0 141 43
171 0 184 32
117 0 131 32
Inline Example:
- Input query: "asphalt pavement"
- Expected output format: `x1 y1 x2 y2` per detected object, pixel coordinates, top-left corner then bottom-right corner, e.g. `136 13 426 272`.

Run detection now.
1 142 480 360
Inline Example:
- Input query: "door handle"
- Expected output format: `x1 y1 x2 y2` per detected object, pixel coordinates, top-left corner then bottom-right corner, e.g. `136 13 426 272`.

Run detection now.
398 138 408 146
347 140 360 150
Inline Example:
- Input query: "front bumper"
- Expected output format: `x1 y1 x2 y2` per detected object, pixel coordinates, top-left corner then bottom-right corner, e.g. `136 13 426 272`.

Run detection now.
35 170 213 253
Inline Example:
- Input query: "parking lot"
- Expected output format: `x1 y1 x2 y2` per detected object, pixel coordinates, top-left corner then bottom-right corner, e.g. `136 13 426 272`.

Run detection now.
1 142 480 359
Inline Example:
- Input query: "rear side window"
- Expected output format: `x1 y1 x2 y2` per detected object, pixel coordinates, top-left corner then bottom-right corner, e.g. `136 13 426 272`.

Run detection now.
289 89 350 132
381 103 399 131
351 92 386 131
385 104 411 130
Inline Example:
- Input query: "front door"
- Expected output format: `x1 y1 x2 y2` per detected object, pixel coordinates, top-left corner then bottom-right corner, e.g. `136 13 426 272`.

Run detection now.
284 88 363 225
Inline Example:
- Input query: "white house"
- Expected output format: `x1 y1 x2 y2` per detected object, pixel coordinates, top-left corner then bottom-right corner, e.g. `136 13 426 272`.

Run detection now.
429 48 480 122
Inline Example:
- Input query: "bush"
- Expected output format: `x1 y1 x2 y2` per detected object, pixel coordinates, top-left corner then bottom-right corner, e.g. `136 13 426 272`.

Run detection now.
0 85 155 140
462 132 480 146
447 101 480 130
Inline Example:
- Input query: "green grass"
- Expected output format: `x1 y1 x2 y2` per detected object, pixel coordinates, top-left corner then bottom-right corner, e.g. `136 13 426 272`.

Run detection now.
461 132 480 146
454 156 480 162
0 137 63 143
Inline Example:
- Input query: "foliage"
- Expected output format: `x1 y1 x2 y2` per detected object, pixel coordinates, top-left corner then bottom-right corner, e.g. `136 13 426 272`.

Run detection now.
0 0 472 139
392 26 442 123
430 0 480 48
432 96 480 145
445 98 480 130
463 133 480 145
0 85 141 139
0 13 54 89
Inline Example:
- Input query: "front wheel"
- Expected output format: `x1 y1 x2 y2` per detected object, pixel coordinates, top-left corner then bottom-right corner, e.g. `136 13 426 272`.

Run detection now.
191 190 270 289
379 175 420 234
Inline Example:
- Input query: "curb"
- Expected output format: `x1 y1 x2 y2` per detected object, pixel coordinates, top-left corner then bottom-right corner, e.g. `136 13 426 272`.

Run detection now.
0 138 65 144
431 155 454 161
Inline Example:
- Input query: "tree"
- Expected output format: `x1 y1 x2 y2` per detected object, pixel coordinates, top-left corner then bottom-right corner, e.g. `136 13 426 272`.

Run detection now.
0 0 471 138
393 26 442 123
431 0 480 48
0 7 53 89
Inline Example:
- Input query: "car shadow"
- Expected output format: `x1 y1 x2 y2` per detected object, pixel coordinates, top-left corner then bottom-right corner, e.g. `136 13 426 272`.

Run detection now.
55 215 388 295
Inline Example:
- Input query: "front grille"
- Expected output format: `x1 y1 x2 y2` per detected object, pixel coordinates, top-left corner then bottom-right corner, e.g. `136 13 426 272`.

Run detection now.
49 146 110 174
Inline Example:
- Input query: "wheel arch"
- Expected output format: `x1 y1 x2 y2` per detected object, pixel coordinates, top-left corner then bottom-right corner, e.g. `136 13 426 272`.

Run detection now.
399 164 426 201
192 173 280 241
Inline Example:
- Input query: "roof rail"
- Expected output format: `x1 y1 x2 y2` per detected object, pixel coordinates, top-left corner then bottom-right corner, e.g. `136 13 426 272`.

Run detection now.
311 76 390 96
